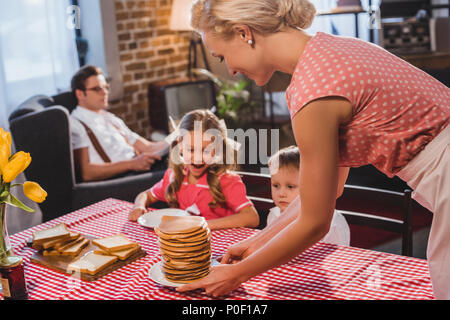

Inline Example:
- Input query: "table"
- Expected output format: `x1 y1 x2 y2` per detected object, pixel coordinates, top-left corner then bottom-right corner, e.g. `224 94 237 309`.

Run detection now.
1 198 434 300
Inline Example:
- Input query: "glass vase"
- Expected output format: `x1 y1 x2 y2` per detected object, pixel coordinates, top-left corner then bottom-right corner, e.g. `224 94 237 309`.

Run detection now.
0 203 14 265
0 202 28 300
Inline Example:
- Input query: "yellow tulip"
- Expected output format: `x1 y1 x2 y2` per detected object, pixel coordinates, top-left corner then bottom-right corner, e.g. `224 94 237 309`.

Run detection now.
2 151 32 183
0 128 11 148
0 129 11 175
23 181 47 203
0 143 9 175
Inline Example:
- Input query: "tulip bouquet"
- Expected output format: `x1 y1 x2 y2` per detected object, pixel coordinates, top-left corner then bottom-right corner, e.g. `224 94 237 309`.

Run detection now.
0 127 47 264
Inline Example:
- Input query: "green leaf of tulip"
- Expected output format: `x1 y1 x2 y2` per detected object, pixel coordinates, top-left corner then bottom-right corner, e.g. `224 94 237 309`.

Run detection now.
3 193 35 213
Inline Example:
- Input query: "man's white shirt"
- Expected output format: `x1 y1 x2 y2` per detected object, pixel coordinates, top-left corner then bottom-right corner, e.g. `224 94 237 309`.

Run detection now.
70 106 139 164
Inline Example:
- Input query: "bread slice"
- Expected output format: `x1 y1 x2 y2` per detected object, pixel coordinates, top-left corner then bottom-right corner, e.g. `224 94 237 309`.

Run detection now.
52 233 81 250
92 234 139 252
42 248 62 256
33 223 70 244
41 232 82 250
56 236 84 253
67 251 118 275
31 242 44 251
60 238 90 256
68 232 81 241
94 245 141 261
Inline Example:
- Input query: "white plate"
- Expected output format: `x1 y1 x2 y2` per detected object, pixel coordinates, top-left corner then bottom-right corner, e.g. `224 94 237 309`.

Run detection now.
149 259 220 288
137 208 189 229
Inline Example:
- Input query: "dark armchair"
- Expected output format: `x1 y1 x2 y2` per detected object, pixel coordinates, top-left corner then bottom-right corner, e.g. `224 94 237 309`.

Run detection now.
8 92 166 222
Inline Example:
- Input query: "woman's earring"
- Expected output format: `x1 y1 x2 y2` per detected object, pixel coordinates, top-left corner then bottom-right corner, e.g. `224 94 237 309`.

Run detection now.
247 39 253 46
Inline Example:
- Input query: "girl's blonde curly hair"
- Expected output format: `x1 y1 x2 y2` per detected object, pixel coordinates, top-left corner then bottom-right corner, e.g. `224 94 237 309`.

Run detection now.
165 109 238 209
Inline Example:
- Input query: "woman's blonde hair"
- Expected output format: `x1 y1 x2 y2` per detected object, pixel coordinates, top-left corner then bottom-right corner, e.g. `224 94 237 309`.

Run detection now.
166 109 237 209
191 0 316 40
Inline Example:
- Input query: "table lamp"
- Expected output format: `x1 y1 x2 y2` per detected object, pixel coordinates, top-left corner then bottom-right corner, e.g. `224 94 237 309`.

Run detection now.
169 0 210 77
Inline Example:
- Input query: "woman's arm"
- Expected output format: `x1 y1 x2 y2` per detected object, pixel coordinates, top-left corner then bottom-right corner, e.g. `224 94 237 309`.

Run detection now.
337 167 350 198
178 97 353 296
228 98 348 274
220 166 349 264
220 196 301 264
207 205 260 230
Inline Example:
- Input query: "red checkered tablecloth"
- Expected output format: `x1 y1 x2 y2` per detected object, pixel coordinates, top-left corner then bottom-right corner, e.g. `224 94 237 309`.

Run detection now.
1 198 434 300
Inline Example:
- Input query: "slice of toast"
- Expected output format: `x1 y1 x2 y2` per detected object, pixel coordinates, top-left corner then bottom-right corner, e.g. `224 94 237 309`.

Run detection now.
41 232 81 250
92 234 139 252
59 238 89 256
42 248 62 256
56 236 85 253
32 223 70 245
52 233 81 250
67 251 118 275
94 245 141 261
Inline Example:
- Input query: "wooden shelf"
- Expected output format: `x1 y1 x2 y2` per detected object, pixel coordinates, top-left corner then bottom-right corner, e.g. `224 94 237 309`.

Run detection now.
316 6 367 38
317 6 366 16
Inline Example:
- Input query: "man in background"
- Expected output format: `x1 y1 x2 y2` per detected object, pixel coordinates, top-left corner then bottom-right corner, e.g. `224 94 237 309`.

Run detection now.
70 65 169 182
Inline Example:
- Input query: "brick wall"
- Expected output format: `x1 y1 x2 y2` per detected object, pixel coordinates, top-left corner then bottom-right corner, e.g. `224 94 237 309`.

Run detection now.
111 0 191 138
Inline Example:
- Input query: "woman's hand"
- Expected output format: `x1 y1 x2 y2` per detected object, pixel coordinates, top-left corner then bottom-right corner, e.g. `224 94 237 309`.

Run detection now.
220 237 259 264
176 263 248 297
129 206 145 221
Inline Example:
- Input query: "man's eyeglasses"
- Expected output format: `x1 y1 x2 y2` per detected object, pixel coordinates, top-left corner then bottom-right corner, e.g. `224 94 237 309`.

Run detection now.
85 84 110 93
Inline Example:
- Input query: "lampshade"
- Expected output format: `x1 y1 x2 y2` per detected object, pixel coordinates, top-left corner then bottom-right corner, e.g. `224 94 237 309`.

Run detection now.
170 0 194 31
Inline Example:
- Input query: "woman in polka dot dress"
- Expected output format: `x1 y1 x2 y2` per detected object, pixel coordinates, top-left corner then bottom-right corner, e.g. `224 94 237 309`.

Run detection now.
178 0 450 298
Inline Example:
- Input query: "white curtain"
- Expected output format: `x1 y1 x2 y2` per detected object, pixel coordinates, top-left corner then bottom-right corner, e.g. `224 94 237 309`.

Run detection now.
0 0 80 233
0 0 79 130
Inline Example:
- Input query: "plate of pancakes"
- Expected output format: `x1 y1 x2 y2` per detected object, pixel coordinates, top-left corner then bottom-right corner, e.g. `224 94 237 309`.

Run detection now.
150 215 214 287
149 259 220 288
138 208 190 229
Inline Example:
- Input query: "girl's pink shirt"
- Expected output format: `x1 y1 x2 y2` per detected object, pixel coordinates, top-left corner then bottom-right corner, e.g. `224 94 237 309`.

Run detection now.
148 168 253 220
286 32 449 177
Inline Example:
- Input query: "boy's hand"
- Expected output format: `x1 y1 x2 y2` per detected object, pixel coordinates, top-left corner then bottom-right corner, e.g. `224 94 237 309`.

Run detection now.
129 206 146 221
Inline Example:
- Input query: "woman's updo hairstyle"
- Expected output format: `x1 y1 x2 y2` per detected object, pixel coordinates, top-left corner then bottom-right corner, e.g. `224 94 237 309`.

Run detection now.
191 0 316 40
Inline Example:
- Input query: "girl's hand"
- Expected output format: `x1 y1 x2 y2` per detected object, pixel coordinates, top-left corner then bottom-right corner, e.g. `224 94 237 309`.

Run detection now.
129 206 146 221
176 263 247 297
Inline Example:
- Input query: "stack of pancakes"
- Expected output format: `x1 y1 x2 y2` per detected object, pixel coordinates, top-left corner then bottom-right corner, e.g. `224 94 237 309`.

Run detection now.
155 215 211 283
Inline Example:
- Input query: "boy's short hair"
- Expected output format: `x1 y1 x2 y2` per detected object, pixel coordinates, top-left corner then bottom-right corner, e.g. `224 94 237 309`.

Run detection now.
71 65 104 93
268 146 300 173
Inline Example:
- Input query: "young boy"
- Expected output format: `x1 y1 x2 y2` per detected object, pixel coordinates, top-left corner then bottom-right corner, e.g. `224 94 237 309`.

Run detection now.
268 146 350 246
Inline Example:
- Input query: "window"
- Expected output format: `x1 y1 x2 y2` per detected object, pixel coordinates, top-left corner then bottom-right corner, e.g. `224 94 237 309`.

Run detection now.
308 0 375 41
0 0 79 129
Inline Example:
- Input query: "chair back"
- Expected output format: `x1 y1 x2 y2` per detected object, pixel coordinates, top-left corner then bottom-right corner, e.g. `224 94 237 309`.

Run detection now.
336 184 413 256
52 91 78 113
8 95 55 122
233 171 273 229
9 105 76 221
235 171 413 256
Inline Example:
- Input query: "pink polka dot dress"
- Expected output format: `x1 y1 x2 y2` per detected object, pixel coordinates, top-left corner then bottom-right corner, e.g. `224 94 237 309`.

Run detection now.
286 32 449 177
